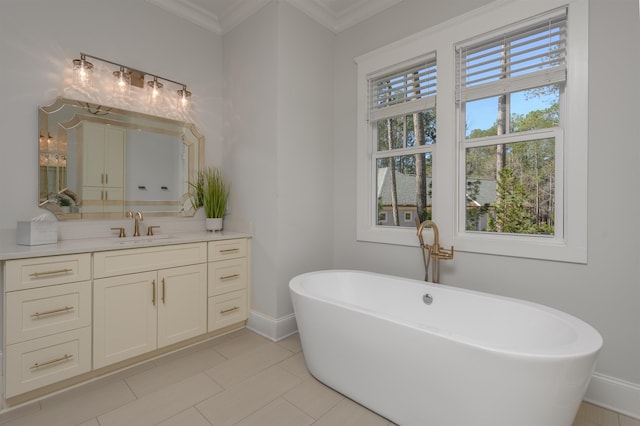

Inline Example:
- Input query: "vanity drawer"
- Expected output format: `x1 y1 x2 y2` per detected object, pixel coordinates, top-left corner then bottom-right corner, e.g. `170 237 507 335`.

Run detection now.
5 327 92 397
94 242 207 278
5 281 92 345
208 258 248 296
5 254 91 291
208 290 247 331
208 239 247 262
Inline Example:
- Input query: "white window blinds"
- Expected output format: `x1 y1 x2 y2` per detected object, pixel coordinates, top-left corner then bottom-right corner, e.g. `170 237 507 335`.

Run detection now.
456 8 567 102
369 56 436 122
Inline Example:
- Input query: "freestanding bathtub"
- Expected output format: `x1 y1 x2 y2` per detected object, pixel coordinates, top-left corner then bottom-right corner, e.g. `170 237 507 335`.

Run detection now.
289 270 602 426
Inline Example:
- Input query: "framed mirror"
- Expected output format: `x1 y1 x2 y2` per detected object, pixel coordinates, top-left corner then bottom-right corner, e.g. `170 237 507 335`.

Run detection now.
38 97 203 219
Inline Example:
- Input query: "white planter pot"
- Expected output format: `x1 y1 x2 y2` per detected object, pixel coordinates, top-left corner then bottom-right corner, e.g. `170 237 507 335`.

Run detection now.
206 217 223 232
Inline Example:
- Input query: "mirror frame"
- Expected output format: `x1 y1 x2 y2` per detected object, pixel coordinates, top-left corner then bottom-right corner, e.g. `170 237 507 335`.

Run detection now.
38 97 204 220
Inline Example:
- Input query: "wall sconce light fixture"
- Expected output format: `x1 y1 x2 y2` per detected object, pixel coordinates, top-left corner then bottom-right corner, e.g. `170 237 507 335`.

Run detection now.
72 52 191 111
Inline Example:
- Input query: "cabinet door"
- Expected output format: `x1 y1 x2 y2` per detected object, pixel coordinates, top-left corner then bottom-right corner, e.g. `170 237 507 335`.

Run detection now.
157 264 207 348
104 127 125 188
93 271 157 369
81 122 106 188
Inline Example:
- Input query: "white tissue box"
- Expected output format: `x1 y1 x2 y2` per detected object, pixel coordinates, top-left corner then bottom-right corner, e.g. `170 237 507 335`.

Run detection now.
16 220 58 246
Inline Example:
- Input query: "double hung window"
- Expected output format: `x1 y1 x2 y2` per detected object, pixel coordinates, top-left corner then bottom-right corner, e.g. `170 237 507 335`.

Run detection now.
457 9 566 236
370 57 436 229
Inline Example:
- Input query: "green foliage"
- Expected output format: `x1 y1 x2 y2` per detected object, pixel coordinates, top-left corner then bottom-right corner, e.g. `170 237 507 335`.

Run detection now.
488 167 538 233
189 168 230 218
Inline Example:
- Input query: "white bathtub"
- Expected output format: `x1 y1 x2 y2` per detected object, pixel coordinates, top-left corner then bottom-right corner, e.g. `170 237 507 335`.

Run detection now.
289 270 602 426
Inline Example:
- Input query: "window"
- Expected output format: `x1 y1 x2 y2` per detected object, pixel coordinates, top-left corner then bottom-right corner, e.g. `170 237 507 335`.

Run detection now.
356 0 587 261
457 10 566 236
371 57 436 230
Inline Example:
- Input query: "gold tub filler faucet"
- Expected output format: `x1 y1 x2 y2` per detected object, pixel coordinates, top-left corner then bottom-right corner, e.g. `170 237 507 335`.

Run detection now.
415 219 454 284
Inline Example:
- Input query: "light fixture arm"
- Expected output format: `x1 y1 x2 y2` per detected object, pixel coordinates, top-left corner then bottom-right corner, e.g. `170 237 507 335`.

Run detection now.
79 52 188 89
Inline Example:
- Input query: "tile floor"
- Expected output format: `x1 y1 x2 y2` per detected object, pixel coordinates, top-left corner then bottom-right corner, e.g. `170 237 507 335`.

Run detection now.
0 328 636 426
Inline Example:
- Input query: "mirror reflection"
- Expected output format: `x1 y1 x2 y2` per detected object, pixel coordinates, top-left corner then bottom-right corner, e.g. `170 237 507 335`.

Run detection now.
38 97 203 219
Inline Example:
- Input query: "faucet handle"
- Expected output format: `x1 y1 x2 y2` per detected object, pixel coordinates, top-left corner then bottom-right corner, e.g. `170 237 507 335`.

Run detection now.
111 227 126 238
147 226 160 236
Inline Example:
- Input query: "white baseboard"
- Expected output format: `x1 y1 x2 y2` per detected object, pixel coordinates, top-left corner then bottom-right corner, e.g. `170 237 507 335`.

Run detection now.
584 372 640 419
246 310 298 342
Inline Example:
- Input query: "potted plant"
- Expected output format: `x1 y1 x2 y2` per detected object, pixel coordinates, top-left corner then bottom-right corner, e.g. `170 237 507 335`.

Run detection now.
55 193 73 213
190 167 230 231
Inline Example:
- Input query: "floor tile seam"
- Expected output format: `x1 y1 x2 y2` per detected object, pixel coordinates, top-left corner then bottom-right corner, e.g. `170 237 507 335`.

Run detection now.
227 395 290 426
212 340 279 362
192 405 215 426
202 345 296 388
280 391 337 421
97 373 224 424
166 406 214 426
197 365 305 425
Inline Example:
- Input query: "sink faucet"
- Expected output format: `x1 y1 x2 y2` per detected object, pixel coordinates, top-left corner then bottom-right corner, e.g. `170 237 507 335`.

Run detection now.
415 219 454 283
126 211 144 237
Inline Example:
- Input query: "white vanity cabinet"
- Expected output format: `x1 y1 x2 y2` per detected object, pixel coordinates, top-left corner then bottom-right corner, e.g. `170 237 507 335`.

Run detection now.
92 243 207 369
3 254 92 397
1 234 250 403
208 239 249 331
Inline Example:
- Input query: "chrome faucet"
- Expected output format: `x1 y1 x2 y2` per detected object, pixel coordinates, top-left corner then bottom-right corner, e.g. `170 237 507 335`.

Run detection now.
415 219 454 283
126 211 144 237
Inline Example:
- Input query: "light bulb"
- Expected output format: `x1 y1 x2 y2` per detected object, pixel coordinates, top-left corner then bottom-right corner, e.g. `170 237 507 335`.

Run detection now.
72 55 93 88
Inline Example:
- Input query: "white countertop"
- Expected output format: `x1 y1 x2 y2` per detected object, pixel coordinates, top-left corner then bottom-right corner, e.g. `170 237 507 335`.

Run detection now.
0 231 251 261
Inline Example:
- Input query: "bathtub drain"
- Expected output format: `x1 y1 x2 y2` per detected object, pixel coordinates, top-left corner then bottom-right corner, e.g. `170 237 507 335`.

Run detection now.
423 293 433 305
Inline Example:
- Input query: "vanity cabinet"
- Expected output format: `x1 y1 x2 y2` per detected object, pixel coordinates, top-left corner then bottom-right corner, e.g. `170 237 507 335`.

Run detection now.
2 235 250 402
208 239 249 331
3 254 92 397
79 121 126 214
92 243 207 369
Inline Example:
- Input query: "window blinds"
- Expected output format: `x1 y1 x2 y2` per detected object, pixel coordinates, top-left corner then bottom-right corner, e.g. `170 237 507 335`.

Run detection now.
369 56 436 122
456 8 567 102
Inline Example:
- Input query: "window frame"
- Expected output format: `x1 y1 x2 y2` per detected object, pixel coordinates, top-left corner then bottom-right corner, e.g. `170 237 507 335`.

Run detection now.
356 0 587 263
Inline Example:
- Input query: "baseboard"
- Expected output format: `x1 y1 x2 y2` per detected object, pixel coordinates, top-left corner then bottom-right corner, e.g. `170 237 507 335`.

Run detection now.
246 310 298 342
585 372 640 419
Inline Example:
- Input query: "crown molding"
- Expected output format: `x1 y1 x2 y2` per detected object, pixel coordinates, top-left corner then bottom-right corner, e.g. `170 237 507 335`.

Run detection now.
146 0 403 35
146 0 222 34
286 0 404 33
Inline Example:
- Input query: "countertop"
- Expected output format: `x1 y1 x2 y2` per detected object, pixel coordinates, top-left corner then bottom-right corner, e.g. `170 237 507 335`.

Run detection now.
0 231 251 261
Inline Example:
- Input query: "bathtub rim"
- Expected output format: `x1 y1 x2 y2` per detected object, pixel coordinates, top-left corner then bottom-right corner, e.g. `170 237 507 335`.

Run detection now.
289 269 603 360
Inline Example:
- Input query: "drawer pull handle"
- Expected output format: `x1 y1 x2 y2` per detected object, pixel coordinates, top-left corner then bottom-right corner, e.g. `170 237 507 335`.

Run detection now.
162 278 166 304
31 306 74 318
152 280 156 306
220 273 240 280
220 248 240 254
30 354 73 370
220 306 240 314
29 268 72 278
